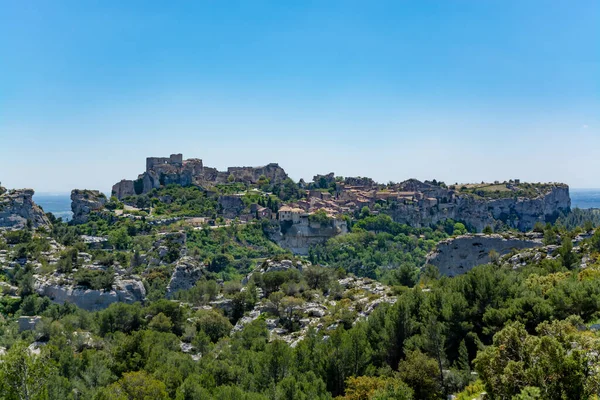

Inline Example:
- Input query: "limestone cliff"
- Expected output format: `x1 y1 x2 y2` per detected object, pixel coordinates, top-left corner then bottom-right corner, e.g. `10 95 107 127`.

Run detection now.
34 275 146 312
218 195 245 219
426 233 543 276
0 187 50 229
388 184 570 232
267 219 348 255
71 189 107 224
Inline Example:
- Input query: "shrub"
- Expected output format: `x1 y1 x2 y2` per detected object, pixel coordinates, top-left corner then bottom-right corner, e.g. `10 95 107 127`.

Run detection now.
74 267 115 290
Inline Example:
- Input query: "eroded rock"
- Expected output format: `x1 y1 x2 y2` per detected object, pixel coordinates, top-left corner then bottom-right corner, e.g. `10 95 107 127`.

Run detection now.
0 188 50 229
71 189 107 224
35 275 146 311
166 257 205 298
426 234 543 276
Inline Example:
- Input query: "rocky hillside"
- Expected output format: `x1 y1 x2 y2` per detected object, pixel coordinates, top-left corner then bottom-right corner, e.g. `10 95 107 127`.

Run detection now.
0 186 50 229
232 259 397 346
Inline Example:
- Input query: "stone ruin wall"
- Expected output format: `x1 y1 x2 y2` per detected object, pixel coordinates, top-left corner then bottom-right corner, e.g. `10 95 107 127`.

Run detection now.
146 153 184 172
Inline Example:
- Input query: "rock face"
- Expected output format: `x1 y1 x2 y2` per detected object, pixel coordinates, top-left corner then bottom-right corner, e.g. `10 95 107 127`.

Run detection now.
71 189 107 224
218 195 245 219
0 187 50 229
226 163 288 185
267 219 348 255
35 276 146 311
111 180 135 199
166 256 204 298
426 234 543 276
388 185 570 232
112 154 288 199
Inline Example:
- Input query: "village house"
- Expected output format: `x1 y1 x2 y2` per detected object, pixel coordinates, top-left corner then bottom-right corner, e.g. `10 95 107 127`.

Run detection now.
278 206 306 224
256 206 272 220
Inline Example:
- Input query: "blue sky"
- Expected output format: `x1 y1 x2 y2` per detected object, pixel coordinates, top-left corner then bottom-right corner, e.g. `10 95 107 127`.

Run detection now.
1 1 598 193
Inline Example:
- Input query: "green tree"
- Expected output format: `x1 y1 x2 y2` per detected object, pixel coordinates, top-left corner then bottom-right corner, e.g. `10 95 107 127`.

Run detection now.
195 309 233 342
397 350 442 400
108 227 132 250
474 320 598 399
342 324 373 377
98 371 169 400
0 341 57 400
148 312 174 333
558 237 578 269
453 223 467 236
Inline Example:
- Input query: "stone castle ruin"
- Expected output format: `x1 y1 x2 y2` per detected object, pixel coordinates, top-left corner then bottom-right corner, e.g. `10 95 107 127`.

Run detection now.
112 154 288 199
146 153 184 171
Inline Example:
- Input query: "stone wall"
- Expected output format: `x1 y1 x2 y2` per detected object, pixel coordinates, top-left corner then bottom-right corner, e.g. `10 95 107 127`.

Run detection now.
146 153 184 172
426 234 543 276
112 179 135 199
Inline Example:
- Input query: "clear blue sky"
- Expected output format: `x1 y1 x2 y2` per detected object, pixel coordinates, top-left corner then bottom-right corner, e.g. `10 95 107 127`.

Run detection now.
1 1 598 193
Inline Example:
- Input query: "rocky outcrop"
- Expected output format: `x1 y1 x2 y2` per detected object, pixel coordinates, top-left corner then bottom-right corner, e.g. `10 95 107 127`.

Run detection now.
232 274 396 346
166 257 204 298
34 275 146 311
0 187 51 229
71 189 107 224
426 234 543 276
226 163 288 185
218 195 245 219
242 258 306 284
112 154 289 199
267 219 348 255
388 184 570 232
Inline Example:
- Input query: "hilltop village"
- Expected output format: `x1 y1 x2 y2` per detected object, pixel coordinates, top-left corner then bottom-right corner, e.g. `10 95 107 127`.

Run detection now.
111 154 570 236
